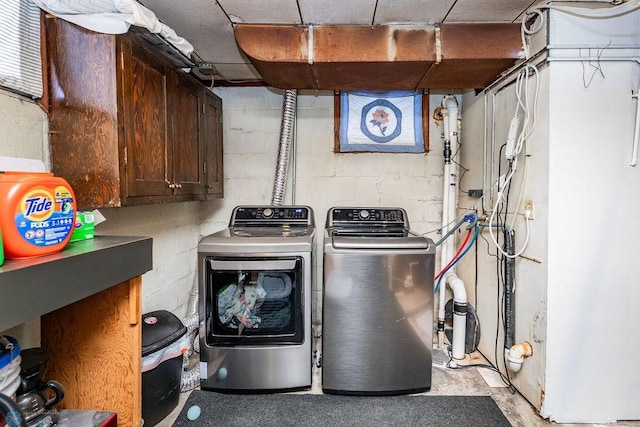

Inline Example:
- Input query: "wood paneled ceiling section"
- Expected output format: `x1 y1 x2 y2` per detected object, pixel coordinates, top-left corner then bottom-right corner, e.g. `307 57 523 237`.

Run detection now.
141 0 541 90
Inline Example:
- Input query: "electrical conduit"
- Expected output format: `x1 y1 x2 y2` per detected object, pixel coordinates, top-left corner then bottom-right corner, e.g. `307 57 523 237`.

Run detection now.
438 95 468 360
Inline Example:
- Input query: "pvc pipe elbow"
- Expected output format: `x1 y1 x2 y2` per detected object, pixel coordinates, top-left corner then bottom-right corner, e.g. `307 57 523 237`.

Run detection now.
445 273 467 304
506 342 533 373
442 94 459 111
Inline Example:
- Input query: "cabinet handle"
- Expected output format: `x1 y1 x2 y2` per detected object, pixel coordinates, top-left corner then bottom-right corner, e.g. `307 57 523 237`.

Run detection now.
168 183 176 189
176 183 183 189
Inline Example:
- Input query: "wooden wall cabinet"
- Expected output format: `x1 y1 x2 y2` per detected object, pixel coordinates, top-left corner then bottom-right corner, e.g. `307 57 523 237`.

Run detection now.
46 17 223 209
204 90 224 197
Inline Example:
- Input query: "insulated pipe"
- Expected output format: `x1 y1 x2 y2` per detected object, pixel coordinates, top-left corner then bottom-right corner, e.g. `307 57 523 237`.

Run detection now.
504 228 516 350
478 222 516 351
478 222 526 371
272 89 298 206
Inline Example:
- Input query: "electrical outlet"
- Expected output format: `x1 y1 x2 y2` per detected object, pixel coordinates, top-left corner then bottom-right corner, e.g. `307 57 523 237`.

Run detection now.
524 199 535 220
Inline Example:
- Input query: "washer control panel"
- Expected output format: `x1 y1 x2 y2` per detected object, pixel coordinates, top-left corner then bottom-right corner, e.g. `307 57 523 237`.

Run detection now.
231 206 313 226
328 207 407 227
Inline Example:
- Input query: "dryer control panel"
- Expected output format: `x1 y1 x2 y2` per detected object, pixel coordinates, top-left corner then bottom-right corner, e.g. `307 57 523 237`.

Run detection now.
231 206 314 226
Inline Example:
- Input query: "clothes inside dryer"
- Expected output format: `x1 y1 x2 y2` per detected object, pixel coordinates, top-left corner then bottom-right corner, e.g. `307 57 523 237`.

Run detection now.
205 259 303 344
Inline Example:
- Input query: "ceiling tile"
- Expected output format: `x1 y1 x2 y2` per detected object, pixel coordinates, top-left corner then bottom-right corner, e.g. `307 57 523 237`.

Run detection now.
298 0 377 24
374 0 455 25
444 0 536 22
142 0 250 67
199 36 251 64
214 63 262 82
142 0 228 36
217 0 302 23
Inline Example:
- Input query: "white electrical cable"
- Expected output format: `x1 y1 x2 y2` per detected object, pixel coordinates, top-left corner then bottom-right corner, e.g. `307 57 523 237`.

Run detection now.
488 64 539 258
488 182 532 259
512 64 539 159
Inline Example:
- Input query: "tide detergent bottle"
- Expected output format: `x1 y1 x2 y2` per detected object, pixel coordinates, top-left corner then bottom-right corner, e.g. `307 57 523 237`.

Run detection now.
0 225 4 266
0 171 76 259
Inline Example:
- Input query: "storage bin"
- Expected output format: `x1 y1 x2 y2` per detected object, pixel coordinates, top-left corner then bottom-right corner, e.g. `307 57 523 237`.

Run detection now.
141 310 188 427
0 336 21 398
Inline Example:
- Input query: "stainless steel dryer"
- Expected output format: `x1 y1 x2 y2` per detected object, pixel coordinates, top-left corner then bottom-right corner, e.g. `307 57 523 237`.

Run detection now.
322 207 434 395
198 205 315 391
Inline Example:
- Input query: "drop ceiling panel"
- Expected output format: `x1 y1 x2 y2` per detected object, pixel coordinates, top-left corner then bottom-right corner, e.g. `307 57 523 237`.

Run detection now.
298 0 377 24
217 0 302 23
445 0 537 22
198 36 251 64
374 0 454 25
214 63 262 82
141 0 242 63
142 0 228 36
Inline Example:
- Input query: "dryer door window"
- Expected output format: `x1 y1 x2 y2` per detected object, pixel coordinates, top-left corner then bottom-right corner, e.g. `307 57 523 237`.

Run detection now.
204 256 304 346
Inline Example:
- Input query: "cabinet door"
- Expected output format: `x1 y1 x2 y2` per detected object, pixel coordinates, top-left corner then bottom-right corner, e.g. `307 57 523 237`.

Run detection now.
46 18 121 209
168 71 206 197
120 39 172 200
204 90 224 197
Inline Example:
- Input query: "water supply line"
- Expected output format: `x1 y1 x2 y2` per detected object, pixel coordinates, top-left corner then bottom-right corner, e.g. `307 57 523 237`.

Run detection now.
438 95 468 361
272 89 298 206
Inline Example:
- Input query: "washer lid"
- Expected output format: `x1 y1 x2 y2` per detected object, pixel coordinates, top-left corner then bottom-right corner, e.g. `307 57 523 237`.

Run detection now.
330 234 431 250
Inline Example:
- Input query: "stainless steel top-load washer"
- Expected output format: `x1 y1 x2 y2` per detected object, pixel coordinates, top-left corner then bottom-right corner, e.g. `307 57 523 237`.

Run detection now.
198 205 315 391
322 207 434 395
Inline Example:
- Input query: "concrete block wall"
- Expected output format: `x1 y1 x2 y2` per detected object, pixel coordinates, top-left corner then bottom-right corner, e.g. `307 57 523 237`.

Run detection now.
201 87 448 327
96 202 203 316
1 86 451 332
0 90 48 346
0 89 49 168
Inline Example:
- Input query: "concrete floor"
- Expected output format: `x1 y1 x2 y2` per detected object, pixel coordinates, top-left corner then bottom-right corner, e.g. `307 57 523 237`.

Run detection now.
156 345 640 427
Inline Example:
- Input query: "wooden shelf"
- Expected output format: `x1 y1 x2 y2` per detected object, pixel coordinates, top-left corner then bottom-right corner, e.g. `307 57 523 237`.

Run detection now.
0 235 152 427
0 236 152 331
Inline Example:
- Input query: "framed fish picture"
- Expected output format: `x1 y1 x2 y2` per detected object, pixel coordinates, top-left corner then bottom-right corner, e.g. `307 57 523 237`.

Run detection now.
336 90 429 153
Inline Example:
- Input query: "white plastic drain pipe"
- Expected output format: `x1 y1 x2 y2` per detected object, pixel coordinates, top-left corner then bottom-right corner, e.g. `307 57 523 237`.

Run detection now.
506 342 533 373
438 95 468 361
